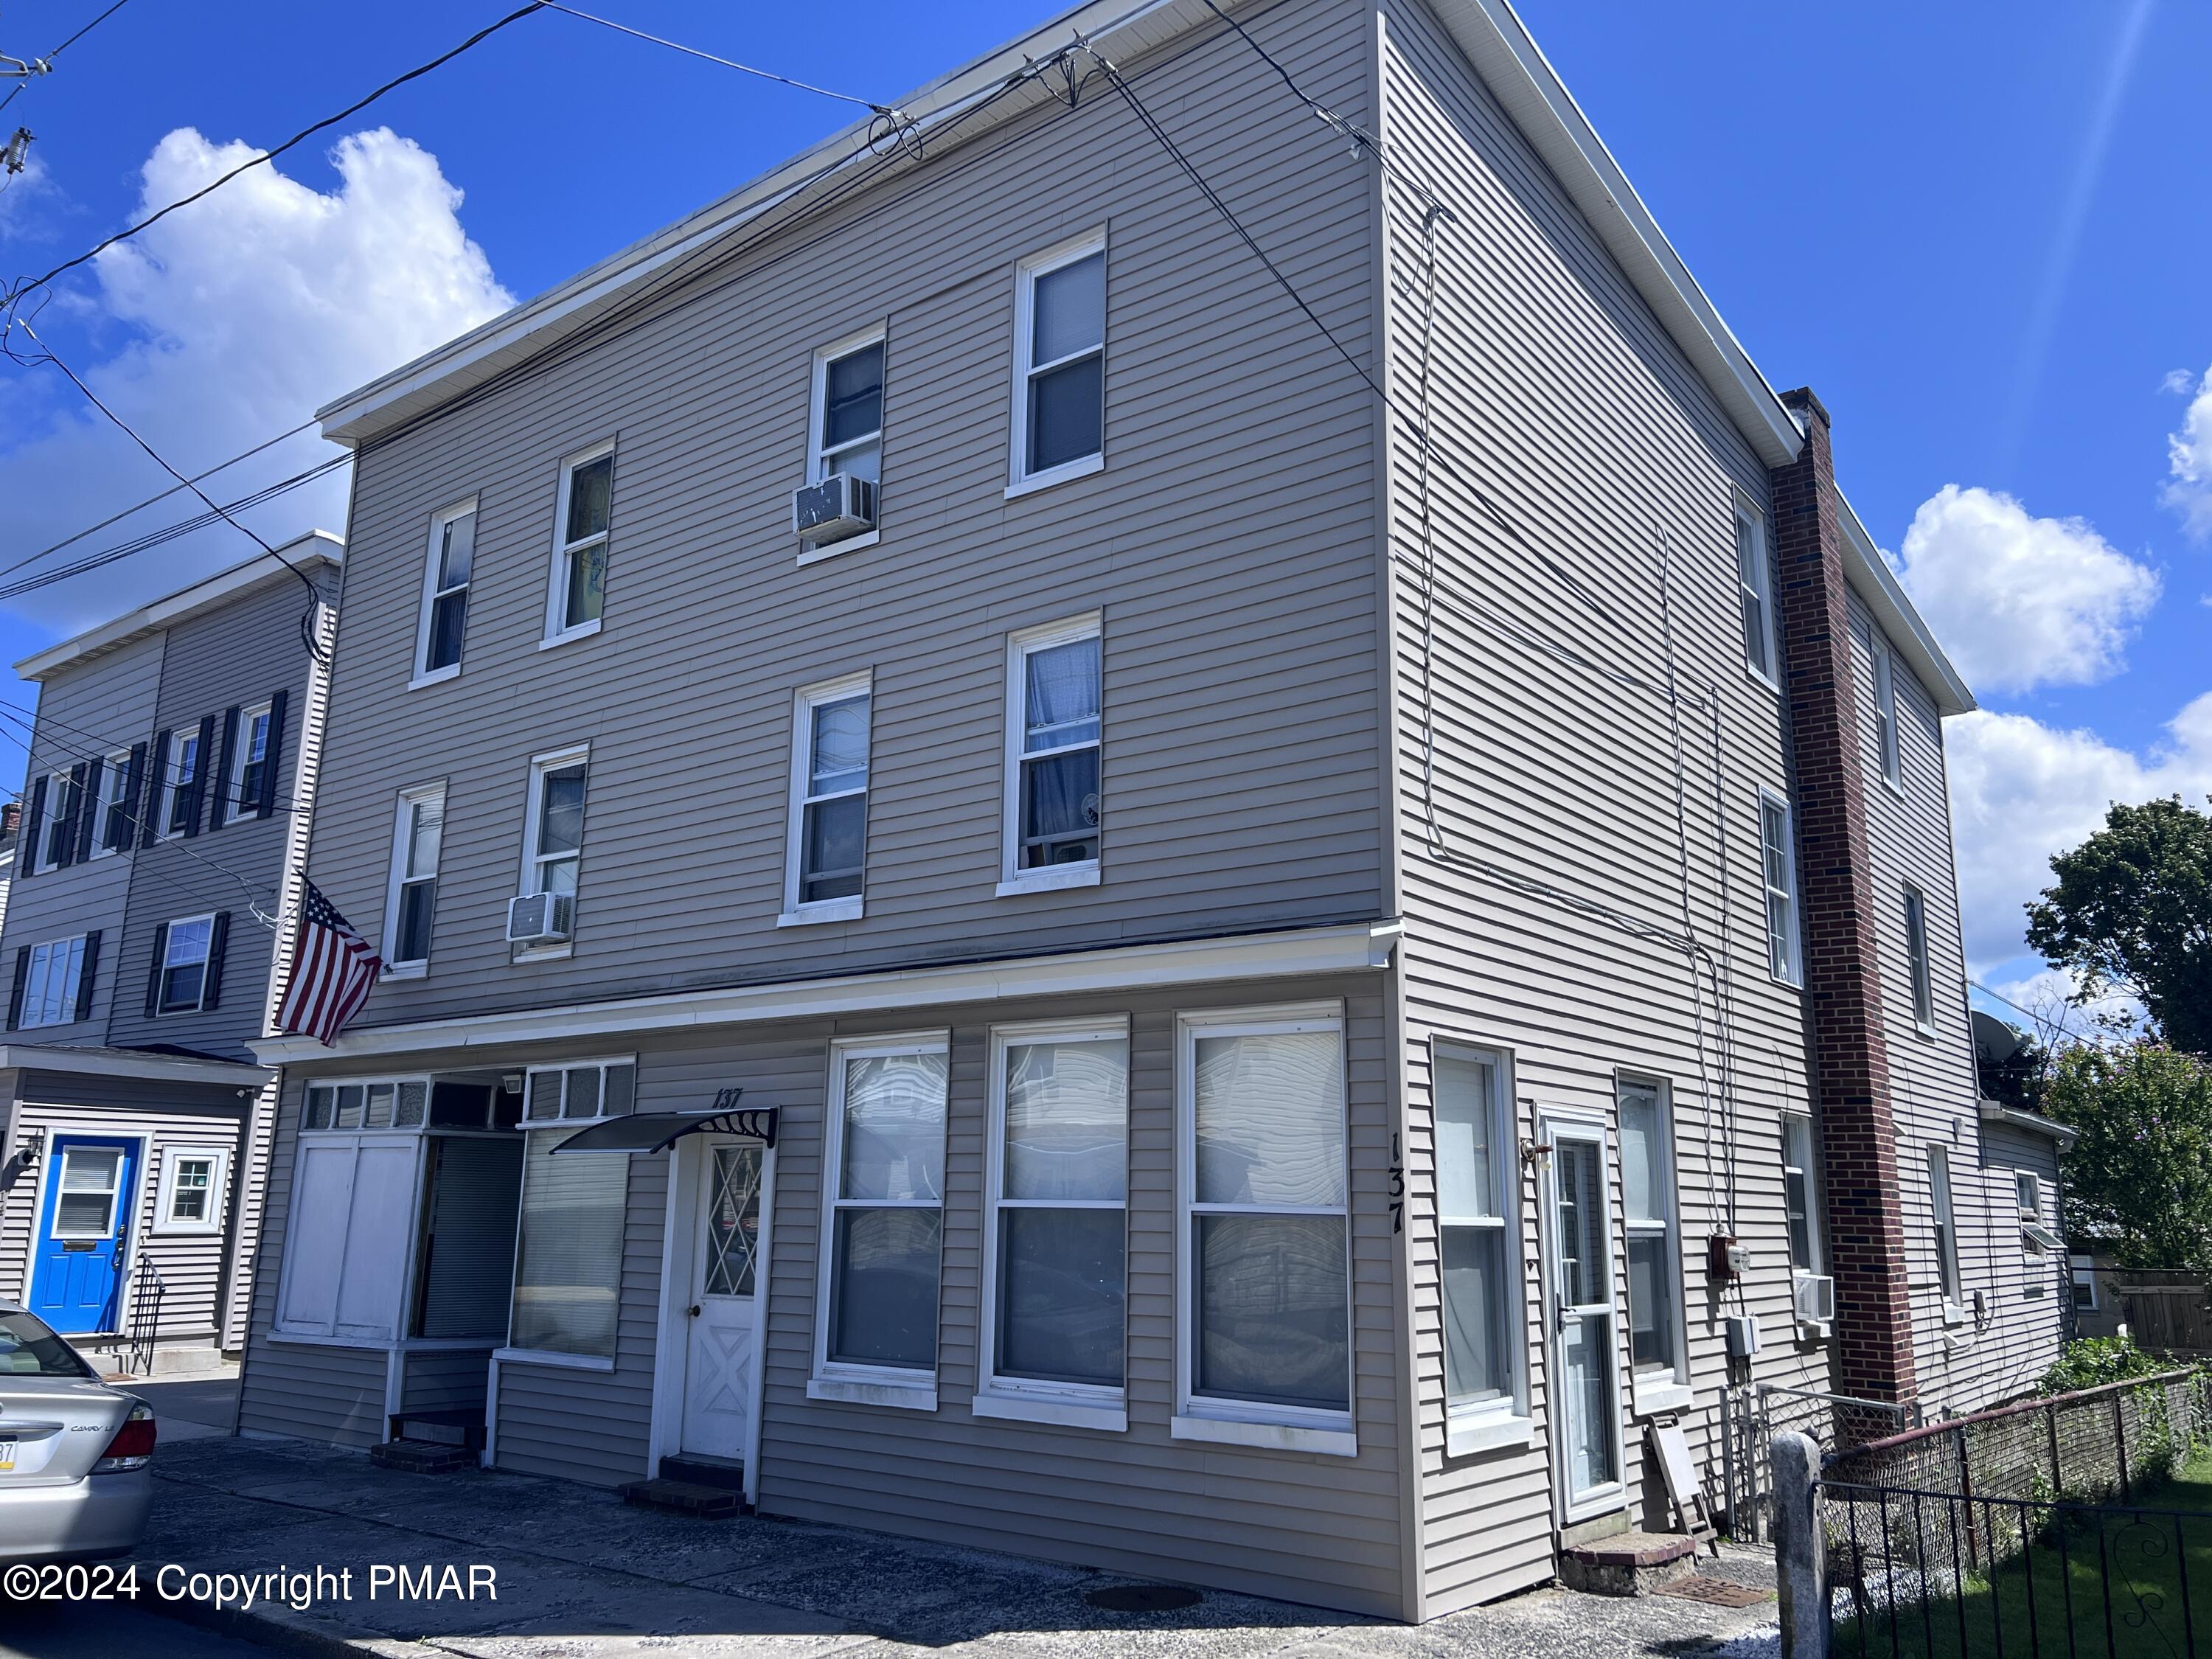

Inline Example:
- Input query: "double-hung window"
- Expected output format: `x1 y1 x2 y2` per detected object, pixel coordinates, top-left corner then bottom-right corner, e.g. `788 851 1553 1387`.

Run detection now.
806 331 884 552
507 1057 635 1365
416 499 476 682
782 676 869 925
1011 232 1105 490
814 1035 948 1406
1872 637 1902 791
15 935 89 1029
977 1020 1129 1428
31 768 71 872
1759 789 1803 987
546 444 614 643
1176 1005 1353 1455
2070 1254 2098 1311
518 746 588 943
1436 1043 1528 1452
1782 1114 1824 1280
94 751 133 856
155 1148 227 1236
156 914 214 1012
1735 499 1777 686
1618 1078 1688 1412
383 785 445 974
226 701 273 821
1929 1144 1964 1318
1001 616 1101 894
1904 883 1935 1034
160 731 201 840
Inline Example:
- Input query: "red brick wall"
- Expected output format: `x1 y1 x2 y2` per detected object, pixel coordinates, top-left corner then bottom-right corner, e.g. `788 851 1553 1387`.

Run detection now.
1770 388 1919 1405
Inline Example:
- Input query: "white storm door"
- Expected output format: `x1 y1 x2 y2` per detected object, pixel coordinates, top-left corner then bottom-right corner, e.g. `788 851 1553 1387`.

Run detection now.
679 1138 765 1462
1543 1115 1624 1519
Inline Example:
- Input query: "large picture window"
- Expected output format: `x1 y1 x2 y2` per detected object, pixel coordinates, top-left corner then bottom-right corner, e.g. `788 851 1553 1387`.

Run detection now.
816 1037 948 1396
509 1130 627 1361
1178 1006 1352 1450
1002 616 1101 893
979 1022 1128 1422
1435 1043 1526 1450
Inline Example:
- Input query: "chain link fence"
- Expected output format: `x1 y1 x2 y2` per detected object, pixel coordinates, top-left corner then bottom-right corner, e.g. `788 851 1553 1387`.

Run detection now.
1722 1382 1919 1541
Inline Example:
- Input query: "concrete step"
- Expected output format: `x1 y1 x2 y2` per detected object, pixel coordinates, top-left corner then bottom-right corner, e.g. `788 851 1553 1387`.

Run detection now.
369 1439 479 1475
619 1477 748 1518
658 1453 746 1492
1559 1530 1699 1596
387 1407 484 1450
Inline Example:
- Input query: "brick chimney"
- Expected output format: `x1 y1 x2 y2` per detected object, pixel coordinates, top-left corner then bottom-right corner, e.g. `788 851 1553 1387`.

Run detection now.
1770 389 1919 1405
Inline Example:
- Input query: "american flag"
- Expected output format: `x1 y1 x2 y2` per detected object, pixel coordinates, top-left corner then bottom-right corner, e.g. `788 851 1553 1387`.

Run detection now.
274 880 383 1045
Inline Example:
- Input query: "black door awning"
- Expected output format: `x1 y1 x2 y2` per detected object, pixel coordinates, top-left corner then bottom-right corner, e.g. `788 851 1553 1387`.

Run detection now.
549 1107 778 1155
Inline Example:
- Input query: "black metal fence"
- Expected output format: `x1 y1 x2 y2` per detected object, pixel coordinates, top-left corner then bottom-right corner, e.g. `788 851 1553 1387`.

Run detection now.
1823 1479 2207 1658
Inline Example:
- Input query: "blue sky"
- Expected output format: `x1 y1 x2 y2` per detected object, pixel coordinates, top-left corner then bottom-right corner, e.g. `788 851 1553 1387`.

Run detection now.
1 0 2205 1010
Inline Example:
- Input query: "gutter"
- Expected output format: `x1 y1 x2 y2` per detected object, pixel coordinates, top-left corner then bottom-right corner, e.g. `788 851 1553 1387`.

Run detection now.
1977 1099 2079 1148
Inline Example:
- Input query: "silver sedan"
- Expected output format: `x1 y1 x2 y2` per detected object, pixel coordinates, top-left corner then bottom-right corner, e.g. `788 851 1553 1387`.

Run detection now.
0 1300 156 1566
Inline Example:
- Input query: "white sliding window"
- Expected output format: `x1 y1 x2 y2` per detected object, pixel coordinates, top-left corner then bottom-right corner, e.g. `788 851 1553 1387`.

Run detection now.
978 1020 1128 1427
1176 1005 1353 1455
1735 498 1777 686
1618 1078 1689 1412
1001 615 1101 894
782 675 870 924
415 498 476 682
383 785 445 974
1011 232 1105 490
545 443 614 643
1436 1043 1528 1453
814 1035 948 1405
1760 789 1803 987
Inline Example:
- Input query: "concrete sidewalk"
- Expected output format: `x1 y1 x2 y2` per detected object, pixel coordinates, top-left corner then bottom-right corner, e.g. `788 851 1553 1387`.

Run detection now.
128 1434 1781 1658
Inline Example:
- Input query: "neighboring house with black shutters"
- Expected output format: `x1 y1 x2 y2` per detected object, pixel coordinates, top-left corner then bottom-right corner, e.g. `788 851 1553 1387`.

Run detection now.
0 535 338 1376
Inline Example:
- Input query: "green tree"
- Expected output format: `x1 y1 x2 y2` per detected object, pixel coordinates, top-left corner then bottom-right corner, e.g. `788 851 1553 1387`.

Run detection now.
2025 796 2212 1054
2045 1043 2212 1270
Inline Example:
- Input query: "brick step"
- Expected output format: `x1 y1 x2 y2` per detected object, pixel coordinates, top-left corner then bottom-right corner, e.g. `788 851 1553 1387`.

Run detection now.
619 1477 749 1518
1559 1531 1698 1596
370 1439 478 1474
658 1453 746 1492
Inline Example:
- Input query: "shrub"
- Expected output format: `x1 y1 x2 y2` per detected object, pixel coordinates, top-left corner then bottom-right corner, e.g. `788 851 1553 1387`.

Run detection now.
2037 1335 2170 1396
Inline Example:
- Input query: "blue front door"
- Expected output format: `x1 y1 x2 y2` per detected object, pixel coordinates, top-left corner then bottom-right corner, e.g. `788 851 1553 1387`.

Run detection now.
29 1136 138 1335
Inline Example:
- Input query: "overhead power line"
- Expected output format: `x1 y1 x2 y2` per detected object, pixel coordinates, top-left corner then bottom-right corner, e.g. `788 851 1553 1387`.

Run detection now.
3 0 548 313
543 4 902 119
0 0 134 116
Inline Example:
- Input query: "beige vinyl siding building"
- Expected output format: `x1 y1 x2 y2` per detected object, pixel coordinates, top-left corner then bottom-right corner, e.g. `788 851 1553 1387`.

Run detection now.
234 0 2051 1623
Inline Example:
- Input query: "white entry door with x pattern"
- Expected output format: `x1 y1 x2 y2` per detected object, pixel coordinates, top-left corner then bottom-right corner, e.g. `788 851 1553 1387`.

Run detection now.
680 1138 765 1463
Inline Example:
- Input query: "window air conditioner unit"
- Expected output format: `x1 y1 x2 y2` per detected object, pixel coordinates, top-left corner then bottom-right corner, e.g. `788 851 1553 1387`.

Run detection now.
793 473 876 543
1792 1273 1837 1326
506 891 574 946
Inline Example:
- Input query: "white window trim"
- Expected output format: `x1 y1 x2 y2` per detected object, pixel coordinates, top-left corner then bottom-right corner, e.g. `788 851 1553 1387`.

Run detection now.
518 1054 636 1126
1734 494 1778 692
219 700 273 829
17 934 88 1030
1434 1038 1534 1458
779 672 871 928
298 1076 437 1135
1007 229 1107 495
157 911 217 1015
998 612 1102 897
2071 1254 2099 1312
1619 1074 1691 1418
28 768 70 873
411 496 478 689
1872 636 1903 795
1904 882 1936 1037
799 324 886 563
810 1031 949 1410
1781 1112 1829 1337
973 1016 1130 1431
380 783 446 979
1760 787 1805 989
157 734 201 844
2016 1169 2042 1220
153 1145 230 1237
1930 1143 1965 1324
515 743 589 962
89 749 132 860
542 440 615 649
1172 1001 1356 1458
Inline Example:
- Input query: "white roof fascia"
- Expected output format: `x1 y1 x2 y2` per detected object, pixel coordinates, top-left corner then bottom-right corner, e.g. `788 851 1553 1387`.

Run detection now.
15 532 344 683
1835 491 1975 717
0 1043 274 1088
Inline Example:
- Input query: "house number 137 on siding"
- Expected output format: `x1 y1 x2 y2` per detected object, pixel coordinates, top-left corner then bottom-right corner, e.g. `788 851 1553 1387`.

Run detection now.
1388 1133 1405 1234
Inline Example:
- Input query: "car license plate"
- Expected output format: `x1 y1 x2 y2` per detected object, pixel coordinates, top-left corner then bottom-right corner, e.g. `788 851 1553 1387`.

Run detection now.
0 1439 14 1472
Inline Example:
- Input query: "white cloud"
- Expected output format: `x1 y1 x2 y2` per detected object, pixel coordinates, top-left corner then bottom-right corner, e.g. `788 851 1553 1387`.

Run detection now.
1947 691 2212 972
0 127 511 633
1979 966 2141 1045
2163 366 2199 396
1895 484 2160 695
2164 365 2212 540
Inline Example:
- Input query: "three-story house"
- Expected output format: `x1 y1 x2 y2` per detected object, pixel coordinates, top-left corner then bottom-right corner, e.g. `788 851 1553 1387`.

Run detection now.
237 0 2065 1618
